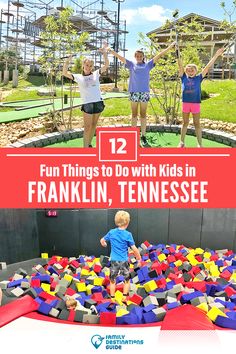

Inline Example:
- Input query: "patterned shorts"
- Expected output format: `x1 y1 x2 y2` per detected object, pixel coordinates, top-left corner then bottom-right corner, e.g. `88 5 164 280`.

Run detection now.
129 92 150 102
110 261 130 282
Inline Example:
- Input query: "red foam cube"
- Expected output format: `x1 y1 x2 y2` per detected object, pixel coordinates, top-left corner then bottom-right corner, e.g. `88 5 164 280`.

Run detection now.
167 255 176 263
100 312 116 325
66 288 77 296
91 292 104 303
225 286 236 297
70 260 80 268
220 270 232 280
39 291 56 301
94 264 102 273
59 258 69 268
31 279 41 287
129 293 143 305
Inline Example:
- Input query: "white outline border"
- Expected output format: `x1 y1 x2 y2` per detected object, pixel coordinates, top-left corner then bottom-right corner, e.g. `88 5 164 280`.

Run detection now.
98 130 138 162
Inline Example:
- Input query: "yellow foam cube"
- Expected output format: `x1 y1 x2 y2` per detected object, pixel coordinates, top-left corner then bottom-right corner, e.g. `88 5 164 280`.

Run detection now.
158 254 166 262
76 282 87 292
207 307 226 322
116 309 129 317
64 274 73 283
136 284 143 289
89 271 97 277
126 300 135 306
204 252 211 259
41 253 48 259
210 265 220 277
115 290 123 305
81 269 90 276
194 248 204 255
104 269 110 276
93 277 104 286
47 291 55 296
230 273 236 281
144 280 157 292
204 261 214 270
41 283 50 292
197 302 209 313
193 277 201 282
186 254 198 266
87 261 93 268
174 260 182 267
86 284 94 295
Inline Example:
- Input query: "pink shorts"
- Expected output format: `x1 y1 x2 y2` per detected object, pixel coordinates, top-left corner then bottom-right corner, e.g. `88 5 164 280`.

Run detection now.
182 102 201 114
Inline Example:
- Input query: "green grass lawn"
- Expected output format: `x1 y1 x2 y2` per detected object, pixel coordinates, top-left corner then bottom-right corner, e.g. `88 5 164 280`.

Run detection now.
1 79 236 123
3 88 80 102
201 80 236 122
0 76 45 89
0 106 14 112
49 132 229 148
65 80 236 123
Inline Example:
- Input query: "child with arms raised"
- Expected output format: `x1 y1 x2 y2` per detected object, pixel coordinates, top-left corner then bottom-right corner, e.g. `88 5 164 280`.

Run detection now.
177 46 225 147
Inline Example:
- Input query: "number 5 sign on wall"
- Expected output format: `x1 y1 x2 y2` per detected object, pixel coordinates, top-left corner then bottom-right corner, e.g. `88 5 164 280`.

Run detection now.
97 128 139 162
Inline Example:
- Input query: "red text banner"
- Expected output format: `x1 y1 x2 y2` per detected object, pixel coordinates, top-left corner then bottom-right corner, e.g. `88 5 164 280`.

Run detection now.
0 127 235 208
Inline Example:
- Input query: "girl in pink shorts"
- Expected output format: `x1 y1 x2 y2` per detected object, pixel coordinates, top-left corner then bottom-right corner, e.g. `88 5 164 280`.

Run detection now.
177 47 225 147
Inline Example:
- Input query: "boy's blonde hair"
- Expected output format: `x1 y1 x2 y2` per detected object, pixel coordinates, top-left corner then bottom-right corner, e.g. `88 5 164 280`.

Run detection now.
115 210 130 227
65 298 77 309
185 63 198 72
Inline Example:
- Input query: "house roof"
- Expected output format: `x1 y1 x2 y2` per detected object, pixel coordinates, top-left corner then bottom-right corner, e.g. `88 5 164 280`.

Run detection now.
147 12 222 36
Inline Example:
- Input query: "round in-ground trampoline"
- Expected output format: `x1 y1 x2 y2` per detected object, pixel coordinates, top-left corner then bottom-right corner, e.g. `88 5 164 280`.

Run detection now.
8 125 236 148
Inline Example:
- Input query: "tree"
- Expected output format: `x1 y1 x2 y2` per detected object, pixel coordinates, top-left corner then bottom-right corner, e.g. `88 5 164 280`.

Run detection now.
138 15 206 124
119 66 129 91
220 1 236 78
0 47 23 82
38 7 89 131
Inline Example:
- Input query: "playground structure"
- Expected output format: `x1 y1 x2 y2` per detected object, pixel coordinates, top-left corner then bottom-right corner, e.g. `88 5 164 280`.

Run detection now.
0 0 128 87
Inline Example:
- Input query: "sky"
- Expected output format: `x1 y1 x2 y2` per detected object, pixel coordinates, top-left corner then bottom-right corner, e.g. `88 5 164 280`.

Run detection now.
106 0 236 59
0 0 235 60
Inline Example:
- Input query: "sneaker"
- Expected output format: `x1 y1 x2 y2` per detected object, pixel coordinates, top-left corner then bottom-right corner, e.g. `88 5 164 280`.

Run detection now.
141 135 150 147
178 142 185 148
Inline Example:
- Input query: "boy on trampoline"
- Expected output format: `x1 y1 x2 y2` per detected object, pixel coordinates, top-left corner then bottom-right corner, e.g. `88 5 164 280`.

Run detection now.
62 46 109 147
108 43 175 146
177 46 225 147
100 210 141 302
